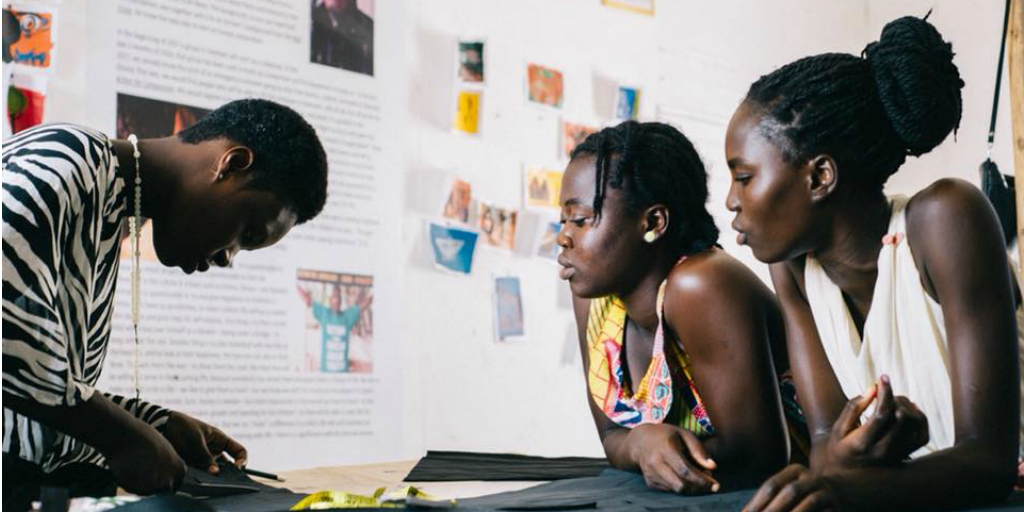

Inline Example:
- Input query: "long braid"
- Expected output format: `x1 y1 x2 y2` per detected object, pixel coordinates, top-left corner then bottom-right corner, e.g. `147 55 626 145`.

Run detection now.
745 16 963 192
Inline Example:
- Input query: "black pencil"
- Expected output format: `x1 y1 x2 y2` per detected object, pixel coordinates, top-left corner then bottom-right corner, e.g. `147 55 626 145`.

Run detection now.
243 467 285 482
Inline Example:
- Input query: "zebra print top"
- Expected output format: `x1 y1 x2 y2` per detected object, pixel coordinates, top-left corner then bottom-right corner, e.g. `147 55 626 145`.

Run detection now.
2 124 170 473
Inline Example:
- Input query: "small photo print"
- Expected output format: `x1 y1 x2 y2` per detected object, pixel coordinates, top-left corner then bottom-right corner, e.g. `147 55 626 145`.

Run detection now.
457 39 484 83
116 93 210 140
615 85 640 120
7 6 54 69
429 222 479 274
310 0 375 76
477 202 517 250
536 221 562 260
562 121 599 159
7 73 45 135
526 63 564 108
296 270 375 374
453 89 482 134
602 0 655 15
442 179 472 223
524 167 563 210
494 276 524 341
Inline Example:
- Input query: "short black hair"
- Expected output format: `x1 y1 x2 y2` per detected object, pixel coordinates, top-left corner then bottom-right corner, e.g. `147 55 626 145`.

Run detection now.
571 120 719 257
177 98 328 224
745 15 964 192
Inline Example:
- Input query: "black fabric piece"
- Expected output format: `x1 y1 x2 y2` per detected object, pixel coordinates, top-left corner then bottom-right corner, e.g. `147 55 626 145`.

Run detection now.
980 159 1017 245
404 451 610 482
3 453 117 512
461 469 1024 512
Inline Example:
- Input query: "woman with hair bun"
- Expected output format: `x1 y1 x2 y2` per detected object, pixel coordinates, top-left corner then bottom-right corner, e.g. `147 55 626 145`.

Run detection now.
725 15 1024 511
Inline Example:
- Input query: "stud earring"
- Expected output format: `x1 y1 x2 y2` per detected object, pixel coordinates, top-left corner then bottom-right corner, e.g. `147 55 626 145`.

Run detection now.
643 231 658 243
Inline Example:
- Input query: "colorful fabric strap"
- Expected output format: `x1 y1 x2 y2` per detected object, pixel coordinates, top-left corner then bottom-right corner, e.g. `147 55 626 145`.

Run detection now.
585 280 714 436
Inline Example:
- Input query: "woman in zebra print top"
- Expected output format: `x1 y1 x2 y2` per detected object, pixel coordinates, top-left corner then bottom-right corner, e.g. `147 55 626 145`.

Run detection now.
2 99 328 506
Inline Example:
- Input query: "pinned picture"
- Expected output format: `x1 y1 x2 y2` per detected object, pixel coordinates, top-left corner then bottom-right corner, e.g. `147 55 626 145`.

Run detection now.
601 0 655 15
562 121 599 159
494 276 525 341
429 222 479 274
442 179 472 223
477 202 517 250
526 63 564 108
453 89 482 134
7 6 55 69
457 39 484 83
615 86 640 120
535 221 562 260
524 167 563 210
7 73 45 135
310 0 375 76
296 270 374 374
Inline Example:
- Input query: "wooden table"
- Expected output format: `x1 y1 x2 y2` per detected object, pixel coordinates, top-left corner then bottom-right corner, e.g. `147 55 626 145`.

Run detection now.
261 460 543 500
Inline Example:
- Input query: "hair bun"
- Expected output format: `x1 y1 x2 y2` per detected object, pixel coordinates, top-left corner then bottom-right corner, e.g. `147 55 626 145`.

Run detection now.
863 15 964 156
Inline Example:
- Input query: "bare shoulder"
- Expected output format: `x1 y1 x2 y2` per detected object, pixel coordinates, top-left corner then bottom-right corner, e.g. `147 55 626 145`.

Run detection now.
906 178 996 234
664 248 775 323
905 178 1005 265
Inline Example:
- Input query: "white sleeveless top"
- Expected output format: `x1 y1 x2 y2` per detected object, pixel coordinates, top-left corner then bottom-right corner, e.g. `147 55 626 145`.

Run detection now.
804 195 1024 458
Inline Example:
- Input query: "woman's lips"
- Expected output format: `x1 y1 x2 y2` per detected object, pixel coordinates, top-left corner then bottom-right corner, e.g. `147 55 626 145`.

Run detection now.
559 266 576 280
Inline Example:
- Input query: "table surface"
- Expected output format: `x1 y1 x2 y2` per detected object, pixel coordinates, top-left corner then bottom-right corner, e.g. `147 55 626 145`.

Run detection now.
260 459 543 500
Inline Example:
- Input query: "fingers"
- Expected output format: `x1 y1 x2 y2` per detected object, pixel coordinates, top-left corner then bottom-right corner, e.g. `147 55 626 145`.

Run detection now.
743 464 805 512
677 428 717 471
205 426 249 470
834 384 876 439
849 376 897 450
643 458 687 493
660 446 719 494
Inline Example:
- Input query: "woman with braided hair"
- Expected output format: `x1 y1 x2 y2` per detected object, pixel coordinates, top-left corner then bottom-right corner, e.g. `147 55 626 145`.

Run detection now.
557 120 808 494
726 15 1024 512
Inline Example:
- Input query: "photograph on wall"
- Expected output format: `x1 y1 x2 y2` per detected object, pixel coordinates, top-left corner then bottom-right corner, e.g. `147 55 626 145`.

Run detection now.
310 0 375 76
7 72 45 135
494 276 524 341
601 0 655 15
296 270 375 374
562 120 599 159
523 167 563 210
535 220 562 260
615 85 640 120
477 202 517 250
453 89 481 134
116 93 211 262
115 92 211 140
456 39 484 83
7 5 55 69
429 221 479 275
526 63 564 108
441 178 472 223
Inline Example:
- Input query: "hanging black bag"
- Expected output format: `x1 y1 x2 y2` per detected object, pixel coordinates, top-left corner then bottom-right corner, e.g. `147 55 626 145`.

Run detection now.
980 0 1017 246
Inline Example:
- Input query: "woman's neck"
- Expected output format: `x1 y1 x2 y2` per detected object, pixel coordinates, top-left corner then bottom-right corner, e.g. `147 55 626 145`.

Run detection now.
619 249 681 331
813 192 892 292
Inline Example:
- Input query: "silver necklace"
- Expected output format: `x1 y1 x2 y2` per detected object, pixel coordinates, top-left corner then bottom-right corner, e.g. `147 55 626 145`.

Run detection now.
126 134 142 406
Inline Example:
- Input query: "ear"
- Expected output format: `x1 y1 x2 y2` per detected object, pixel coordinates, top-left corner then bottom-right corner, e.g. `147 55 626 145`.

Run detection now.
641 203 670 242
808 154 838 203
213 146 254 183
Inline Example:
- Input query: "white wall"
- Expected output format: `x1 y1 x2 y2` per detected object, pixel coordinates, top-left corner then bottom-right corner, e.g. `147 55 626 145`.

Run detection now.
39 0 1014 465
866 0 1017 196
402 0 869 458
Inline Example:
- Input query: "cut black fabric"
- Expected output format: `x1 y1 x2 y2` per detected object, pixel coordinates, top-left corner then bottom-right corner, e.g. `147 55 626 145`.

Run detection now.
461 469 1024 512
404 451 610 482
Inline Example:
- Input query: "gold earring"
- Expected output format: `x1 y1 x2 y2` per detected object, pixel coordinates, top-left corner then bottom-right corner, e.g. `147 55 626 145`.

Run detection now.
643 231 657 243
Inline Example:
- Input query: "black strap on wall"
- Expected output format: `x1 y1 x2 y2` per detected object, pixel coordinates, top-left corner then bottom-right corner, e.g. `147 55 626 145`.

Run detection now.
988 0 1012 148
